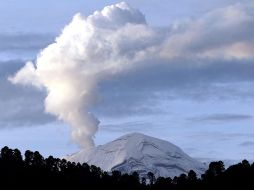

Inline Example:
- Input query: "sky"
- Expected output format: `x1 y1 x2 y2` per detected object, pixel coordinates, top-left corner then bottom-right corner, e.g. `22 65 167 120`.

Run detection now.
1 0 254 163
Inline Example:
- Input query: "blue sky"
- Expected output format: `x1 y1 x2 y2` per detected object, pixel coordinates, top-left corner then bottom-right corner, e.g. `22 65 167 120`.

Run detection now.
1 0 254 163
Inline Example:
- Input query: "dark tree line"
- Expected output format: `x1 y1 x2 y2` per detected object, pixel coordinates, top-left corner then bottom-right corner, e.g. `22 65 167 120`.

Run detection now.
0 146 254 189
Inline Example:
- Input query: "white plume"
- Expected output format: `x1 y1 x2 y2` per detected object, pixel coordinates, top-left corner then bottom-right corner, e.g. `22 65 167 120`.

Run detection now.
9 2 157 148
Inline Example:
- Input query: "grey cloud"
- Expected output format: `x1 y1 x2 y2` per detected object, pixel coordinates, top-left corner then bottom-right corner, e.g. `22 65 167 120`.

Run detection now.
0 33 54 51
99 58 254 96
0 32 57 128
100 120 156 133
0 98 55 127
0 33 55 60
93 58 254 117
186 132 254 142
163 3 254 60
240 141 254 147
189 113 253 123
188 12 254 52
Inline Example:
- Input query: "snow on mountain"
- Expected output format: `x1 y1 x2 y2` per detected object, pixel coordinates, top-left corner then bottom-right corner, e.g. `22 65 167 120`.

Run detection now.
66 133 206 178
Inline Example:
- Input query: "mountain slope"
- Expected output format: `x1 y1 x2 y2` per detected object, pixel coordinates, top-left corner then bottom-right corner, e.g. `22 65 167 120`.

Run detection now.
66 133 206 178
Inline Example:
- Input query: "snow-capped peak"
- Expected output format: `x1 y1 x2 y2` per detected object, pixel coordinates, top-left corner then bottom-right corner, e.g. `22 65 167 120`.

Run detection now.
66 133 206 178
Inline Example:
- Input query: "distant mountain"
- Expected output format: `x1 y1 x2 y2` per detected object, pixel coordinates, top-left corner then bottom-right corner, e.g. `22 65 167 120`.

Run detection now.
66 133 206 178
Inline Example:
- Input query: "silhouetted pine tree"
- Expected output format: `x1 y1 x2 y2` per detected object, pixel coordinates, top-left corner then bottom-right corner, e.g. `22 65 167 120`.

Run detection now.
2 146 254 190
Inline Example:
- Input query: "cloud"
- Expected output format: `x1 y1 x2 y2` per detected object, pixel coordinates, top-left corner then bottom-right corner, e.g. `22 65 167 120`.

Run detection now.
0 33 54 61
189 114 253 123
0 33 54 51
160 3 254 60
0 97 55 127
93 58 254 117
240 141 254 147
100 120 154 133
9 2 254 148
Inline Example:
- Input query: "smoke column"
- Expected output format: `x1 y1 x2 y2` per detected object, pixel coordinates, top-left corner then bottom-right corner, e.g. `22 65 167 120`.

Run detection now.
9 2 157 148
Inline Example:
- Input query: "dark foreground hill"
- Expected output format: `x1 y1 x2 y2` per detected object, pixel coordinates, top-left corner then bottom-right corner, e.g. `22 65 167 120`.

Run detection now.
0 146 254 189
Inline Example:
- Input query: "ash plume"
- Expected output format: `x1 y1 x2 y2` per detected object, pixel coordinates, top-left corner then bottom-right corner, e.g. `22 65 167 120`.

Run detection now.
9 2 156 148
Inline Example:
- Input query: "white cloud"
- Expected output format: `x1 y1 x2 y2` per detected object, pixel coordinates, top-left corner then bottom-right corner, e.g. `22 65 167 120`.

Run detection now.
161 3 254 60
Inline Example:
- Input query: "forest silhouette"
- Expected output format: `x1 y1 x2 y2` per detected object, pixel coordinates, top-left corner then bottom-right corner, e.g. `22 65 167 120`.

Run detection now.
0 146 253 189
